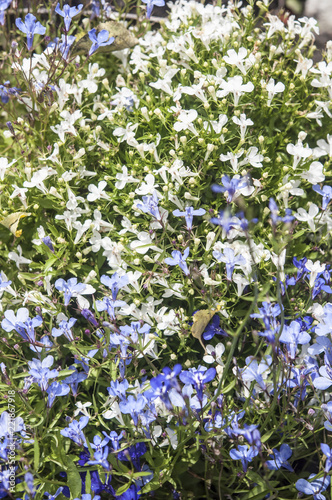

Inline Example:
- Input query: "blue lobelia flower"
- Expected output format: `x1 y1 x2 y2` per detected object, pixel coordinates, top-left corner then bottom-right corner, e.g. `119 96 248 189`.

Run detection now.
52 317 77 341
211 174 248 203
202 314 227 341
96 296 127 320
141 0 165 19
44 487 63 500
63 367 87 397
279 321 311 359
15 13 46 51
1 308 42 345
136 191 161 220
54 277 86 306
100 272 129 300
60 416 89 446
321 443 332 472
119 394 147 426
229 445 259 473
179 365 216 402
210 209 238 234
173 206 206 230
250 302 281 330
213 247 246 281
165 247 190 276
87 446 110 470
46 381 70 407
55 3 83 32
88 28 115 56
0 0 12 26
28 355 58 391
266 444 293 471
313 184 332 210
295 474 330 500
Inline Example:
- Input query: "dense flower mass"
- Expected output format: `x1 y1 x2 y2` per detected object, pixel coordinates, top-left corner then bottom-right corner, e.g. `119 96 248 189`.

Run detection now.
0 0 332 498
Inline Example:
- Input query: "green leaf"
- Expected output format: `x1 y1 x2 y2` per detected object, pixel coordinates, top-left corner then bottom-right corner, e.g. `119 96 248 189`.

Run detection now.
115 482 131 496
34 436 40 471
65 456 81 498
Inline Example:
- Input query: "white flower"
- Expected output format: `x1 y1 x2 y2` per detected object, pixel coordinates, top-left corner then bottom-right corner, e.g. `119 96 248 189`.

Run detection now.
277 175 304 207
240 147 264 168
264 78 285 106
219 150 244 173
135 174 159 196
73 219 92 244
204 113 228 134
315 135 332 157
150 68 179 95
300 162 325 183
23 167 57 194
73 401 92 418
92 210 113 232
38 143 61 165
286 141 312 169
216 76 254 106
113 122 139 147
115 166 139 190
179 78 207 102
232 113 253 139
224 47 249 75
78 62 105 93
0 158 16 181
203 343 225 365
294 204 319 231
10 185 28 208
130 232 162 255
305 259 325 288
232 273 250 296
173 109 198 135
87 181 110 202
8 245 32 269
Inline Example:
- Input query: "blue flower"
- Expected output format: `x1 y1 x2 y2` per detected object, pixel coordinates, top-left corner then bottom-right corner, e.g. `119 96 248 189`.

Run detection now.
55 3 83 32
15 13 46 51
295 474 330 500
229 445 258 473
279 321 311 359
119 394 147 426
52 318 77 341
313 184 332 210
211 174 248 202
88 28 115 56
173 206 206 230
100 272 129 300
63 367 87 396
179 365 216 402
141 0 165 19
210 209 237 234
44 487 63 500
46 381 70 407
165 248 190 276
28 355 58 391
266 444 293 471
0 0 12 26
54 277 86 306
96 296 127 320
238 355 272 391
321 443 332 472
87 446 110 470
269 198 294 225
1 308 42 345
60 416 89 446
201 314 227 341
213 247 246 281
136 191 161 220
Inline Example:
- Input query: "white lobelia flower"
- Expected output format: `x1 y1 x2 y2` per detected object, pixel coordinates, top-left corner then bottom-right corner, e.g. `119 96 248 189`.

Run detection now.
150 68 179 95
264 78 285 106
294 203 320 231
113 122 139 147
73 401 92 417
232 273 250 297
203 343 225 365
179 78 208 102
216 76 254 106
173 109 198 135
87 181 111 202
219 150 244 173
286 141 312 169
92 210 114 232
10 185 28 208
73 219 92 245
0 157 16 181
8 245 32 269
23 167 57 194
305 260 325 288
300 162 325 184
135 174 159 196
223 47 249 75
277 175 304 208
239 147 264 168
38 143 61 165
78 62 105 93
315 135 332 158
115 166 139 190
204 113 228 134
232 113 253 139
130 232 162 255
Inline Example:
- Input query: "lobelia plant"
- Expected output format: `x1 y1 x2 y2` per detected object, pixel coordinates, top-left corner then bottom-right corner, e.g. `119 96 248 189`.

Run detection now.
1 0 332 498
